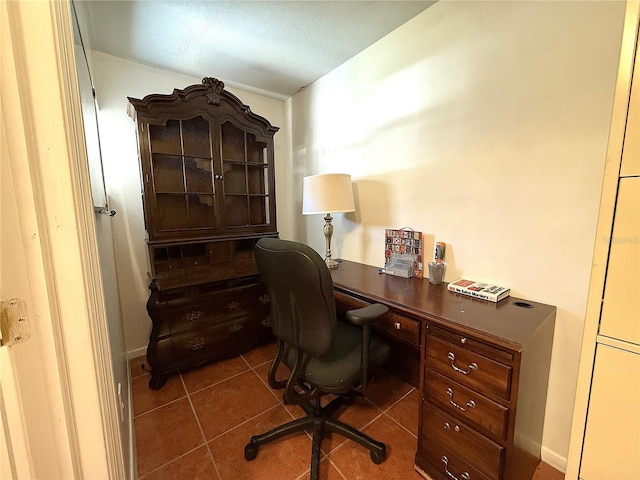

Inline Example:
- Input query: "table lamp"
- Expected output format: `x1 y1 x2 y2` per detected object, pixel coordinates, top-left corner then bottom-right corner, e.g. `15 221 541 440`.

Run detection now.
302 173 356 269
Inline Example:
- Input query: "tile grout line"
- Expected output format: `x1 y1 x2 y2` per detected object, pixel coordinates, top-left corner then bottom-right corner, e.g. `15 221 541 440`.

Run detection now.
324 457 349 480
379 386 419 439
208 403 283 443
180 372 224 480
241 351 300 421
137 444 210 480
133 394 188 419
184 366 255 396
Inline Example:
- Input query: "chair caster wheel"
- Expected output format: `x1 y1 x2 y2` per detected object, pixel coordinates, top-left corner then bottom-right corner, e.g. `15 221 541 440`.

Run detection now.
370 446 386 465
244 442 259 461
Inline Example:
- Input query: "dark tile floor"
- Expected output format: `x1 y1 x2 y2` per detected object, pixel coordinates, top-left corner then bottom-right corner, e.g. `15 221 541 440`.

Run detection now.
131 342 564 480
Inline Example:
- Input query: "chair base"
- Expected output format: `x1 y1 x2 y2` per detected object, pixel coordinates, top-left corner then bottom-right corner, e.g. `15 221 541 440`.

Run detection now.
244 392 387 480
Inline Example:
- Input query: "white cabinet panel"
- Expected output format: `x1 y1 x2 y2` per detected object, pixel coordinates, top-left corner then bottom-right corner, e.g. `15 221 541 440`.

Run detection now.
580 344 640 479
600 177 640 345
620 34 639 177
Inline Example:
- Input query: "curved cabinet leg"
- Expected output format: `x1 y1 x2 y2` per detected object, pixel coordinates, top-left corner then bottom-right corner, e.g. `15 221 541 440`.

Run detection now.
148 373 167 390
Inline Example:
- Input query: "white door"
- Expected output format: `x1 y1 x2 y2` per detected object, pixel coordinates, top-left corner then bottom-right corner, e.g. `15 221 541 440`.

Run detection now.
1 1 125 478
1 4 75 477
1 101 61 480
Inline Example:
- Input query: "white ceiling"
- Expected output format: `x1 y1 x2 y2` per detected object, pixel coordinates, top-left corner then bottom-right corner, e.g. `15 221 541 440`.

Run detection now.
80 0 436 99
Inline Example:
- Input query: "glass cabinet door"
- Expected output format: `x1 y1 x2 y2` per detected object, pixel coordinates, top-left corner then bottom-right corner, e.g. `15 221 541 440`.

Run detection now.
148 116 218 236
220 121 272 229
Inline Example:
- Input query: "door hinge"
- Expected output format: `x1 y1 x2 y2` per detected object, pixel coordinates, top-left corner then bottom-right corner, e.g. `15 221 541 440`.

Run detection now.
0 298 31 347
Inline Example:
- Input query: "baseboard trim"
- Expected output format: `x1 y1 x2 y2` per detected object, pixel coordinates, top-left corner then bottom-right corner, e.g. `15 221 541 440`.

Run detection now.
541 446 567 474
127 346 147 361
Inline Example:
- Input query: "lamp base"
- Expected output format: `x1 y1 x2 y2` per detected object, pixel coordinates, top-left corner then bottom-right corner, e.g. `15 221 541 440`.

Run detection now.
325 258 340 269
323 213 340 269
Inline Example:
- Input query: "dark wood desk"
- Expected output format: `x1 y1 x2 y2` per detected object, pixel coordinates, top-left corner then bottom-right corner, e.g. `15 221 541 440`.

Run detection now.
330 260 556 480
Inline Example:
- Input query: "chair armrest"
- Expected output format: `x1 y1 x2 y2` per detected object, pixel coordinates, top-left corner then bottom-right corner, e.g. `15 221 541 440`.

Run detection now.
344 303 389 326
345 303 389 391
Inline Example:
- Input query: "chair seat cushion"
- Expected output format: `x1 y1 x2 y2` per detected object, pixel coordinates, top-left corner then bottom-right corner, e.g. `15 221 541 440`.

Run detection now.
285 321 390 392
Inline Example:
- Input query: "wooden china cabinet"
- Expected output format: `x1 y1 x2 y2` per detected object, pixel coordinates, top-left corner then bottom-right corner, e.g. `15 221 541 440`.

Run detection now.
128 77 279 389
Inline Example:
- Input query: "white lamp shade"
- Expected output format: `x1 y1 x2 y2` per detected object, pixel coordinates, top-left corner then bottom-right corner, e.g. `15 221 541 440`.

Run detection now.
302 173 356 215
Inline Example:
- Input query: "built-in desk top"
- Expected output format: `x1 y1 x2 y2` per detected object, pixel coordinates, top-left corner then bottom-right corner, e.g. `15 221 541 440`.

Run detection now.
330 260 556 352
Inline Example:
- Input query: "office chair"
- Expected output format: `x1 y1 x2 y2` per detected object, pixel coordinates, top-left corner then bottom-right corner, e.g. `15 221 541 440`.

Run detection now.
245 238 391 480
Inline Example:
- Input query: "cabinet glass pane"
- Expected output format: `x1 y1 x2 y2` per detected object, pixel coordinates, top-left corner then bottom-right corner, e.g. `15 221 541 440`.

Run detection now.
249 197 269 225
157 194 189 230
152 154 185 192
224 196 249 226
149 120 181 154
223 163 247 194
185 157 214 193
247 165 267 194
221 121 245 161
188 195 217 228
182 116 211 158
247 134 266 163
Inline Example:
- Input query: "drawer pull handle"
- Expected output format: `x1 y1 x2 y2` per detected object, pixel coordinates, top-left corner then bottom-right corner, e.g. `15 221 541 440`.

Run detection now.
394 321 401 330
183 310 203 322
441 456 470 480
460 337 468 344
446 388 476 412
443 422 461 432
187 336 206 350
447 352 478 375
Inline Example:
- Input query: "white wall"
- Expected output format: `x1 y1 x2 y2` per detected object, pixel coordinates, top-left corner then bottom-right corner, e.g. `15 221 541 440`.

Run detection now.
289 0 625 470
90 52 292 355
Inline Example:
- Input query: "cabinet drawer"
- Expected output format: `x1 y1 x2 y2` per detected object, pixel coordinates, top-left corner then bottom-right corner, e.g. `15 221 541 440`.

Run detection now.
424 368 509 440
421 401 504 480
421 444 493 480
152 314 271 367
426 335 512 401
153 286 269 337
428 324 513 364
334 290 420 347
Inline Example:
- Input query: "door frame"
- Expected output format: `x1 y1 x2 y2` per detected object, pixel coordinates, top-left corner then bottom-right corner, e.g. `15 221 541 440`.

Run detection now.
1 0 125 478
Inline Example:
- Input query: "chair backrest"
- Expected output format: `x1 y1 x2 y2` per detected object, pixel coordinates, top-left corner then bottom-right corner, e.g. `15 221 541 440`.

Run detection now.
255 238 336 357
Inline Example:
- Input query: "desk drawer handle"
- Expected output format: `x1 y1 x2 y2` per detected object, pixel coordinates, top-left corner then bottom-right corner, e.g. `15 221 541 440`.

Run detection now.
448 352 478 375
446 388 475 412
394 321 401 330
441 456 470 480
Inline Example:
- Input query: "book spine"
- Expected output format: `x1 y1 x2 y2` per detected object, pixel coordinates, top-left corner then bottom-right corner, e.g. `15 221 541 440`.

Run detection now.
447 284 500 302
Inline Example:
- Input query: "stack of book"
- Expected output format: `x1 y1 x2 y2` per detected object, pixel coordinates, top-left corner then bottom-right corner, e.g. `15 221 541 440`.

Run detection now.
447 278 510 303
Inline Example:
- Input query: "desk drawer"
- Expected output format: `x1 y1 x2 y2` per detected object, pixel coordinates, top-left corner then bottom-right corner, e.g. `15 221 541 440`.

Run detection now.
376 311 420 347
428 324 513 364
334 290 420 347
422 444 494 480
424 368 509 440
421 401 504 480
426 335 512 401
